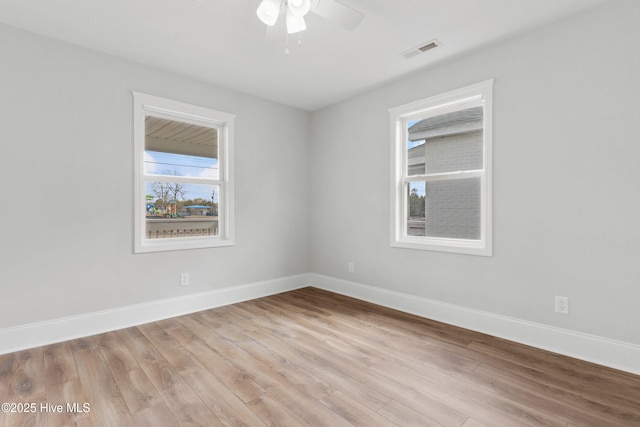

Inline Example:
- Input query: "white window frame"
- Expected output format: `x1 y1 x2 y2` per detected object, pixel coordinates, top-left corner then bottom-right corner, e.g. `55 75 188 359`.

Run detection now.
389 80 493 256
133 92 235 253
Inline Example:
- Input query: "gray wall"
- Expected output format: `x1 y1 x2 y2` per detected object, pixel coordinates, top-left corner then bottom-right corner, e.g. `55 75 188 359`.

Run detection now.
310 0 640 344
0 23 310 328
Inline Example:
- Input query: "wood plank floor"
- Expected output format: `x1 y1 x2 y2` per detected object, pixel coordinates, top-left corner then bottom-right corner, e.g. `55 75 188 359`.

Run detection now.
1 287 639 426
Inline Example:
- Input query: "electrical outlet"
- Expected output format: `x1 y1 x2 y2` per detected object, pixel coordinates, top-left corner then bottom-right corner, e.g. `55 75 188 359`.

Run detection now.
348 262 354 273
180 273 189 286
555 296 569 314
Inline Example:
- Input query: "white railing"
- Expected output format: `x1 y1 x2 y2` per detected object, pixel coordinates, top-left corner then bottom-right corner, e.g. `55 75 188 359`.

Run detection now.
146 217 218 239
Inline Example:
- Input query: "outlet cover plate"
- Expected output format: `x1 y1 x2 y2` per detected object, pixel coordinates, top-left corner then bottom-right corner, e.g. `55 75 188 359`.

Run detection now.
555 296 569 314
180 273 189 286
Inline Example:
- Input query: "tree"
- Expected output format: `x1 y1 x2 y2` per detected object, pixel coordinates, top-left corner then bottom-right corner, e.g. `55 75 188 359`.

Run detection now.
150 169 186 202
165 182 186 202
150 182 170 202
409 187 425 218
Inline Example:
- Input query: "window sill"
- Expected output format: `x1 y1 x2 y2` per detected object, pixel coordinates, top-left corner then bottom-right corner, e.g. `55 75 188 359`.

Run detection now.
391 237 492 256
135 237 234 253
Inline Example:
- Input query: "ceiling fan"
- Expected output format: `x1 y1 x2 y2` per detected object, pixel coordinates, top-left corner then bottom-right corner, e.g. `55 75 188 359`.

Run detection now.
256 0 364 35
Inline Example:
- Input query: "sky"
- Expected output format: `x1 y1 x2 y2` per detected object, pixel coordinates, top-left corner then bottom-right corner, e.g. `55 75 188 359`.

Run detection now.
406 119 426 197
144 150 219 202
407 119 424 149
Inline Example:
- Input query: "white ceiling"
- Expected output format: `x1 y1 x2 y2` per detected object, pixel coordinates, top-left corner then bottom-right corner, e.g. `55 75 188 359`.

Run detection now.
0 0 611 111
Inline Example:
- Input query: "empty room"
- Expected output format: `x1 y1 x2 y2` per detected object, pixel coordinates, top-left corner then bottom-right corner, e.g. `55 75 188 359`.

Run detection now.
1 0 639 425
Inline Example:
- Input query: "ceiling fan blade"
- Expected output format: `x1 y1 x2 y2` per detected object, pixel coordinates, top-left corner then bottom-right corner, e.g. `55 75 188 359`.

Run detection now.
311 0 364 31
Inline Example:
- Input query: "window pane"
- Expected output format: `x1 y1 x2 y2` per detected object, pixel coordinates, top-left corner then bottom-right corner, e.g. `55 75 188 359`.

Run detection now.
145 150 219 179
425 178 481 240
145 182 219 239
407 119 426 176
144 116 218 179
406 181 426 236
407 106 483 176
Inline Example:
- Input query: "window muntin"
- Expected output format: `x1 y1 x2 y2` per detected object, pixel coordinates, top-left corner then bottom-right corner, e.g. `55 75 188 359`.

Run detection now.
133 93 234 253
390 80 493 256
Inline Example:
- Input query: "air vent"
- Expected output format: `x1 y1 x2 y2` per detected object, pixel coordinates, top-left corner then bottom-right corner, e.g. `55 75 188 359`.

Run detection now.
401 39 441 59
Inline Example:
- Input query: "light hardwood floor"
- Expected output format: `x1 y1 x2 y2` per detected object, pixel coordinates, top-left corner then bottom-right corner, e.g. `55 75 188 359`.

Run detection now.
1 287 639 426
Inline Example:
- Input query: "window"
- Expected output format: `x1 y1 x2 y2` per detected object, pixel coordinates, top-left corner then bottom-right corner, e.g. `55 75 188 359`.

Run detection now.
133 93 235 253
389 80 493 256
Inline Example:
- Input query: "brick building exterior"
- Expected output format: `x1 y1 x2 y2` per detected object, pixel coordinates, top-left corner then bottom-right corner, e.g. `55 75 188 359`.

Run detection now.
407 107 483 239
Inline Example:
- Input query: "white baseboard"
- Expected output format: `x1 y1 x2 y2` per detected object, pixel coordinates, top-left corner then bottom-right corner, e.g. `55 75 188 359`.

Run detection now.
310 273 640 375
4 272 639 375
0 273 311 355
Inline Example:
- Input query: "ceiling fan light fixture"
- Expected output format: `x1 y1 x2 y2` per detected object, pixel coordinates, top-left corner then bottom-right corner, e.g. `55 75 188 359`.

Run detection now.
256 0 282 26
286 12 306 34
287 0 311 17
